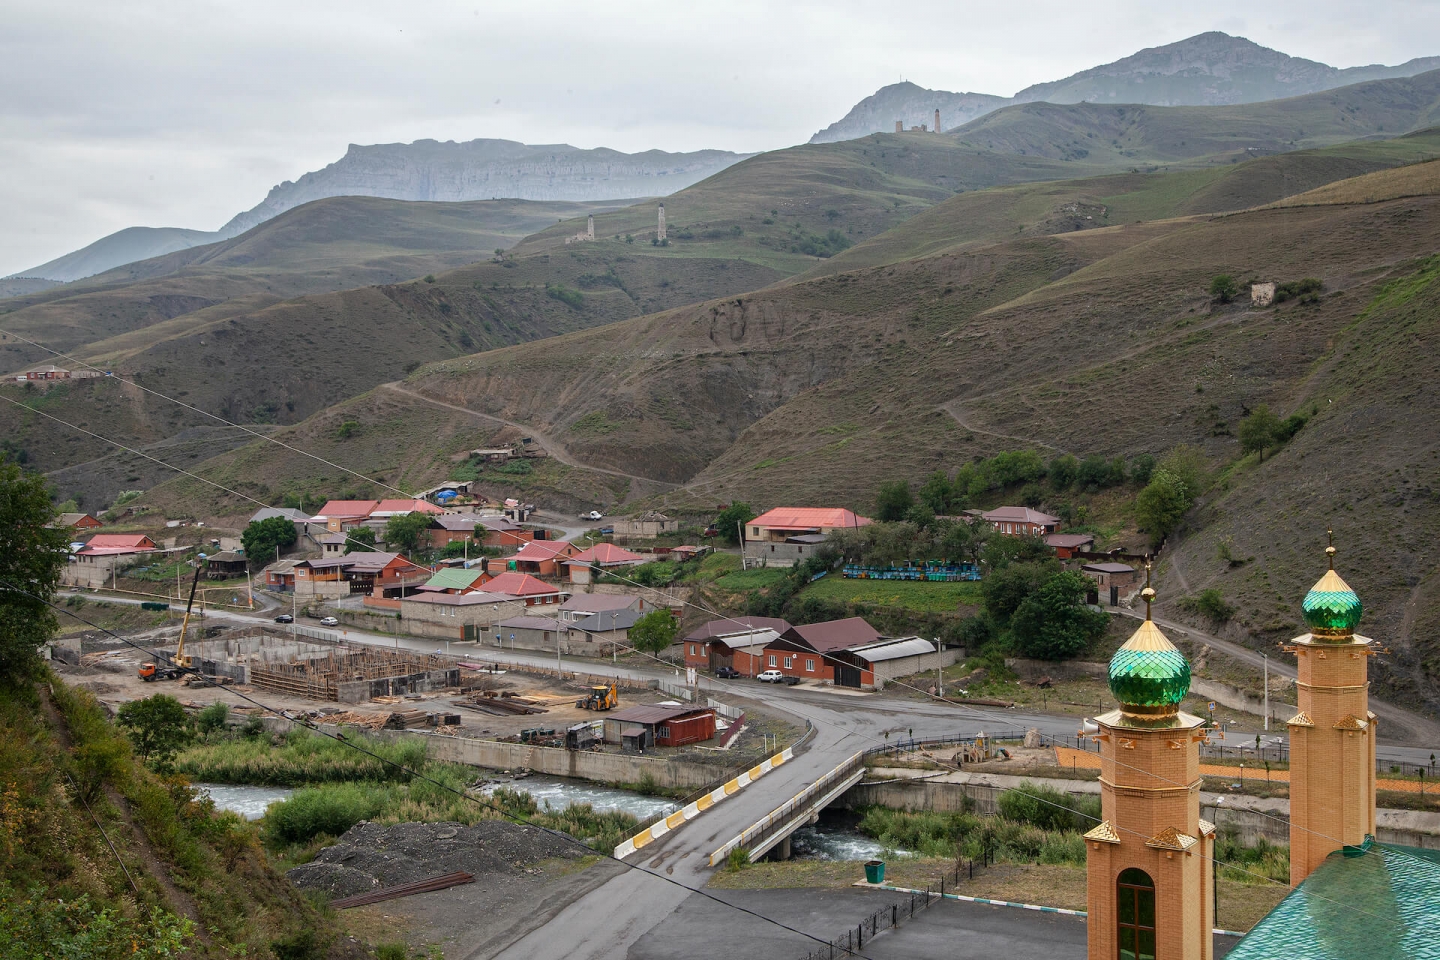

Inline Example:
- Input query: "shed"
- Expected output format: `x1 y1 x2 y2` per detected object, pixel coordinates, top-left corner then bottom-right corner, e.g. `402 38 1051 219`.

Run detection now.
206 551 249 579
831 636 954 689
1082 562 1137 606
602 704 715 749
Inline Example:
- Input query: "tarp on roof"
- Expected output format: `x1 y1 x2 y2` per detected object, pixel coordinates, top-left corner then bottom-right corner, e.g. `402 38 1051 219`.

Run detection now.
1225 841 1440 960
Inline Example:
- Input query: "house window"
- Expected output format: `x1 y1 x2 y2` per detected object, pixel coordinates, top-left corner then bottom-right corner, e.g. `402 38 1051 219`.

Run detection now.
783 656 793 669
805 659 815 672
658 726 670 739
768 655 777 667
1116 868 1156 960
689 644 696 656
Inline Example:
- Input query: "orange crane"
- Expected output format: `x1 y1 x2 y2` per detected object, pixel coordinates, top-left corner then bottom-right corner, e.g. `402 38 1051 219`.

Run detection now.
139 565 201 682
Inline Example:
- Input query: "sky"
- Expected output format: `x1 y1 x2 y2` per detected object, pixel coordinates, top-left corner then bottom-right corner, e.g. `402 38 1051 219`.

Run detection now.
2 0 1438 276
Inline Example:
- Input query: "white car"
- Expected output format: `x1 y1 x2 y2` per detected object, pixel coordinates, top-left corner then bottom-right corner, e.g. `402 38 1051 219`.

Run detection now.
319 616 339 627
581 510 604 521
757 669 785 683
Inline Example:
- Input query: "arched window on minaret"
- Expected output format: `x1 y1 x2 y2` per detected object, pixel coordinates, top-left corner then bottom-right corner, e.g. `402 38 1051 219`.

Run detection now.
1117 867 1156 960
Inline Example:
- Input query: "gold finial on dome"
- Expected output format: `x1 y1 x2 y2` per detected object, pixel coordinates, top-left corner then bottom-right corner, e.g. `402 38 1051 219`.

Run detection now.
1326 528 1336 570
1141 561 1155 621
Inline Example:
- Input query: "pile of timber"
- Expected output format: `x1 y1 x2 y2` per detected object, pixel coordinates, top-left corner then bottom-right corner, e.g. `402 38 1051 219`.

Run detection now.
384 709 430 730
330 872 474 909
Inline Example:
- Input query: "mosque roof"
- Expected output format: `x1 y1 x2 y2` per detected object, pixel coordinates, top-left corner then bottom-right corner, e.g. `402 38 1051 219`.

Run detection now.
1108 585 1190 715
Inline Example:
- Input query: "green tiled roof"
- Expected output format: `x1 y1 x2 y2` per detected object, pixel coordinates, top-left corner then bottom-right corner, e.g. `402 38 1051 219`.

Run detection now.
423 568 482 591
1225 840 1440 960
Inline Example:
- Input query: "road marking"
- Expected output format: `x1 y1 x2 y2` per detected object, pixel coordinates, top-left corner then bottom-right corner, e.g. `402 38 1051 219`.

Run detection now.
613 746 793 859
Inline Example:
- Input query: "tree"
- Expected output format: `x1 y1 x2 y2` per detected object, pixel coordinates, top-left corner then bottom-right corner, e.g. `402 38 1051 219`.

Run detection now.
629 610 678 655
982 533 1055 572
1009 572 1110 660
1134 469 1192 546
0 463 69 682
1129 454 1156 486
875 481 913 522
344 526 376 554
241 515 298 567
197 702 229 739
1047 454 1078 491
981 561 1055 624
1239 405 1282 461
116 695 190 766
917 471 954 515
715 502 756 545
1209 274 1239 303
384 512 432 557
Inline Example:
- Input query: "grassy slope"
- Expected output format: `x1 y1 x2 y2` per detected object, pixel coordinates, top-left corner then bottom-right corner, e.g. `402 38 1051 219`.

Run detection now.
247 158 1439 711
0 677 342 957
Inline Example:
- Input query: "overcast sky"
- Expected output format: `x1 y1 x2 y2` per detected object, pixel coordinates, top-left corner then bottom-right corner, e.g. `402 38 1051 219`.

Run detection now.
2 0 1437 276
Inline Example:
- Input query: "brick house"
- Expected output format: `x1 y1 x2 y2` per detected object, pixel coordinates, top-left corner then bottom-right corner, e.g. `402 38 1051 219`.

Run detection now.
63 534 158 588
1083 562 1137 606
51 512 103 531
310 500 379 533
1045 532 1096 559
294 551 428 600
506 539 581 578
683 616 791 675
764 617 883 683
981 506 1060 536
564 543 647 585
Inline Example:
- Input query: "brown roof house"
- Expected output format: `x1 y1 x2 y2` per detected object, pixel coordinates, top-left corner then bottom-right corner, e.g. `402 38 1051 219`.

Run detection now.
764 617 883 683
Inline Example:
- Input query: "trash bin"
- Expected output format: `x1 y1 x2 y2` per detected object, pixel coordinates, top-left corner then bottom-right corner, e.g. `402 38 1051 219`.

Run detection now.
864 860 886 884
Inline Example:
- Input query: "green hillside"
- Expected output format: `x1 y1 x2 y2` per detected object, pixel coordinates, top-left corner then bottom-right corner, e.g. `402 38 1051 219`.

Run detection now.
168 155 1440 713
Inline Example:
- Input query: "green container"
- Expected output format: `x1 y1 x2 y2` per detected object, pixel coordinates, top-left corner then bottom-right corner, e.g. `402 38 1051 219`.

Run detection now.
864 860 885 884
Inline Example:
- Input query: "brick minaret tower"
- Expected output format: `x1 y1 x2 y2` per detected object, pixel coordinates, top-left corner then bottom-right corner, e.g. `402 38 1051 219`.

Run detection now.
657 203 666 241
1286 534 1377 885
1085 575 1214 960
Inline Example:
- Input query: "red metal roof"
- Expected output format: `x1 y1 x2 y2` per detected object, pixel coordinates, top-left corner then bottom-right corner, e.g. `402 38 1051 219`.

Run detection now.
749 507 872 530
372 499 444 515
312 500 379 519
81 534 156 550
567 543 645 565
512 540 579 561
480 572 563 597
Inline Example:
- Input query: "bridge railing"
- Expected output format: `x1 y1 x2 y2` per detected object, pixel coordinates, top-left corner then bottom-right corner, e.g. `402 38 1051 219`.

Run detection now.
708 749 865 866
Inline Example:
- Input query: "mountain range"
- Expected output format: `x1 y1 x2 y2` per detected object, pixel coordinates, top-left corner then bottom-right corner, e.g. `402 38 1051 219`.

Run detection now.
7 141 749 284
811 32 1440 142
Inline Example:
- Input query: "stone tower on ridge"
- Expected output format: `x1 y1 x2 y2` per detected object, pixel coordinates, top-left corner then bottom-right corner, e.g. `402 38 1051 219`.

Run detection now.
657 203 666 241
934 108 941 133
587 214 594 240
1085 574 1214 960
1286 534 1378 885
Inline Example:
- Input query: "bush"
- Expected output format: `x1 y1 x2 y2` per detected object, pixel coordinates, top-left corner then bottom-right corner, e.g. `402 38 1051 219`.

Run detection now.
376 944 409 960
265 783 389 845
714 502 756 545
197 702 229 738
1209 274 1239 302
1179 588 1234 623
1134 469 1192 546
875 480 913 522
1008 571 1110 660
545 283 584 309
0 884 192 960
1274 278 1322 304
117 695 191 766
1129 453 1155 485
997 785 1100 833
335 420 359 440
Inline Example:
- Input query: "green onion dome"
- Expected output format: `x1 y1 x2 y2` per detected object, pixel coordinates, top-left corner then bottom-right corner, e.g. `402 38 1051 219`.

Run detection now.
1302 554 1362 640
1109 588 1191 717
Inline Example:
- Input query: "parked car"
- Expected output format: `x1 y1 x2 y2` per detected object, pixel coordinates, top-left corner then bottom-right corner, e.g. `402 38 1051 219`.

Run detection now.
598 526 614 536
715 666 741 679
757 669 785 683
319 616 339 627
273 614 294 624
580 510 604 521
780 675 801 686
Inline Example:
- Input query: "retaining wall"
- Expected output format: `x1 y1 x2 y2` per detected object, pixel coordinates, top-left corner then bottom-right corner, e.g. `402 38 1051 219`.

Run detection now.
413 731 723 788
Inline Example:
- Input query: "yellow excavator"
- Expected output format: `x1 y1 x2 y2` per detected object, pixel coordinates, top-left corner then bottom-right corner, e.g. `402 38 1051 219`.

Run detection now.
139 566 201 682
575 681 618 711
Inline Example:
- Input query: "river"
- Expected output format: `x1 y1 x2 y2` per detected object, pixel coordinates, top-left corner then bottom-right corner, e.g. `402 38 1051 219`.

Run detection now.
790 809 902 861
196 783 294 820
481 775 680 820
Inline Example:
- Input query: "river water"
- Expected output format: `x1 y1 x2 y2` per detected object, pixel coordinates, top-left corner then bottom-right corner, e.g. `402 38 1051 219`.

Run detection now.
196 783 294 820
790 809 902 861
482 775 680 820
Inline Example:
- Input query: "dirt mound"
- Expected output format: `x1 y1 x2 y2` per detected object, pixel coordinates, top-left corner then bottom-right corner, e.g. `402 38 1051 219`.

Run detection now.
287 820 584 899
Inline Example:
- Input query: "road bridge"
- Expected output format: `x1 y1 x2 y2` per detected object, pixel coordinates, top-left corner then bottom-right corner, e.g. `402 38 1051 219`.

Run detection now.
709 751 866 865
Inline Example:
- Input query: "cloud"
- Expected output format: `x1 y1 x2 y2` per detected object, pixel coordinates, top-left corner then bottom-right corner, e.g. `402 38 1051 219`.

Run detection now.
1 0 1434 275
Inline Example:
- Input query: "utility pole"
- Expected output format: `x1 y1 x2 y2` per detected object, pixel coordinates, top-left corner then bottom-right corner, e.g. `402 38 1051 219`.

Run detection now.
1263 653 1269 732
737 521 746 570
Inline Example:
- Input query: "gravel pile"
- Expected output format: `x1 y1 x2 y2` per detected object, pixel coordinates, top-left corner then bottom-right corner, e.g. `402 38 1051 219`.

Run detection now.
287 820 585 898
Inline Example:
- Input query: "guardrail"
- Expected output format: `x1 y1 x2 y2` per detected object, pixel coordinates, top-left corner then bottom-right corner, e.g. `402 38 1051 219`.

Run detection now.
708 750 866 867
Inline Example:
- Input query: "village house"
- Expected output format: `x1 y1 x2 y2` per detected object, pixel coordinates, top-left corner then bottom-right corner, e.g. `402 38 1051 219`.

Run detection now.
426 514 483 550
764 616 883 683
415 567 487 595
293 551 428 600
320 533 348 557
205 551 248 580
263 559 302 592
829 637 956 690
63 534 158 588
369 498 444 520
494 615 572 652
569 608 643 650
50 512 103 531
682 616 792 674
476 516 534 548
558 593 645 622
1082 562 1138 606
981 506 1061 536
505 539 580 578
742 507 871 567
611 510 679 540
474 571 565 606
247 507 315 544
310 500 379 533
564 542 646 585
603 704 715 751
398 591 527 641
1045 532 1096 559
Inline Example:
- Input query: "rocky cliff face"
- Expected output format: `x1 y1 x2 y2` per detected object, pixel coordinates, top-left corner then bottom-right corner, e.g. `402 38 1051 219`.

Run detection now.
220 139 749 236
811 32 1440 143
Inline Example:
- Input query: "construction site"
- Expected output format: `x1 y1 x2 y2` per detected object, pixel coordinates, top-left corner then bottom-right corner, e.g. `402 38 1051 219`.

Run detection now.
50 623 731 747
